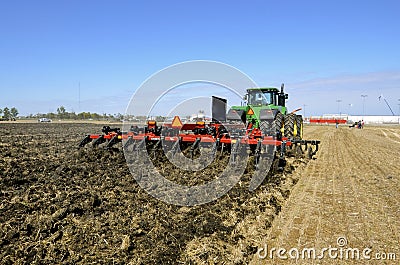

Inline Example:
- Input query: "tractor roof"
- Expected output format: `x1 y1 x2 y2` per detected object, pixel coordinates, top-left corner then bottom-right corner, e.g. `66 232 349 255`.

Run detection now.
247 87 279 92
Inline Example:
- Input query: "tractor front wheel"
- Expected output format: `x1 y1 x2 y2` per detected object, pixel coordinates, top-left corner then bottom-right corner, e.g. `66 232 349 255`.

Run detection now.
259 120 270 134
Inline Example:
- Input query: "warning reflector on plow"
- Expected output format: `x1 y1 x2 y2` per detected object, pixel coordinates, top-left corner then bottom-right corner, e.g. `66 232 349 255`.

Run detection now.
171 116 183 128
247 108 254 115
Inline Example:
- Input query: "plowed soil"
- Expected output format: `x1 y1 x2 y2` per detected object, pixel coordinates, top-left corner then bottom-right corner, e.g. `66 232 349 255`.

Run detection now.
1 123 399 264
0 123 307 264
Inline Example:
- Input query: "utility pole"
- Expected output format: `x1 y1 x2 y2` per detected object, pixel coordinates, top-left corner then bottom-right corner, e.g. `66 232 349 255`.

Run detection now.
303 104 307 120
361 94 368 118
78 82 81 113
336 99 342 118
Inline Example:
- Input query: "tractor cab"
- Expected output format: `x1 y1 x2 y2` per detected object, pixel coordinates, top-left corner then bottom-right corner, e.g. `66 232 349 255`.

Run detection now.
247 88 276 106
245 85 288 108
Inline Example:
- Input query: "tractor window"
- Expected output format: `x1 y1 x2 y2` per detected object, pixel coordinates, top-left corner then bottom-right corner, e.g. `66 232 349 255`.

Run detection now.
248 91 273 105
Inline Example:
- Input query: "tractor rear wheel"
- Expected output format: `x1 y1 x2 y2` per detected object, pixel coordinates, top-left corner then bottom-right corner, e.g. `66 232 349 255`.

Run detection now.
284 113 297 138
295 115 303 139
273 112 284 139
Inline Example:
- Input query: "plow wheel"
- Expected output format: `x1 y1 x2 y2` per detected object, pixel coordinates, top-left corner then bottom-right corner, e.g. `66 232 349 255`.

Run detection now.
284 113 298 139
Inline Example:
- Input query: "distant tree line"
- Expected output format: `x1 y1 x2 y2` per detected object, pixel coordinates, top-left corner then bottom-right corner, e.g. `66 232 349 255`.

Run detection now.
0 107 19 121
1 105 172 122
26 105 126 121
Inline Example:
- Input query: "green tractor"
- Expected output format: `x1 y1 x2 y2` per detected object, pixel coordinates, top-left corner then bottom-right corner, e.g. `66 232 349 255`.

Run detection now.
226 84 303 139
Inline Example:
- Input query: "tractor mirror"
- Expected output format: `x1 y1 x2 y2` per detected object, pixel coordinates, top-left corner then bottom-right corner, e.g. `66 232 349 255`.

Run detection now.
285 94 288 99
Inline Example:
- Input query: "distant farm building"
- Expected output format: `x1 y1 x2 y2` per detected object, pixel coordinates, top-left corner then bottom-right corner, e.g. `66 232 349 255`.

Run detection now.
306 114 400 125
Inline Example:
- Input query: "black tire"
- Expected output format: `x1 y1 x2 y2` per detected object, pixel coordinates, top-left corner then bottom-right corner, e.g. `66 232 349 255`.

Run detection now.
259 120 269 133
272 112 284 139
295 115 303 139
284 113 297 138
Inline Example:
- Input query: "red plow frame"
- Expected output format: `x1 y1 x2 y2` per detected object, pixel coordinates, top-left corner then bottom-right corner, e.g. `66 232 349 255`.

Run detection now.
79 118 320 171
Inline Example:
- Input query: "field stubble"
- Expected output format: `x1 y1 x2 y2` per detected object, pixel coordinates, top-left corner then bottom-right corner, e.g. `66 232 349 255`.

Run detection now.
252 125 400 264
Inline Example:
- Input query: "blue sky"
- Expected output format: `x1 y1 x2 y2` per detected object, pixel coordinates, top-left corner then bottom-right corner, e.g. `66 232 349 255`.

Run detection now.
1 0 399 116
